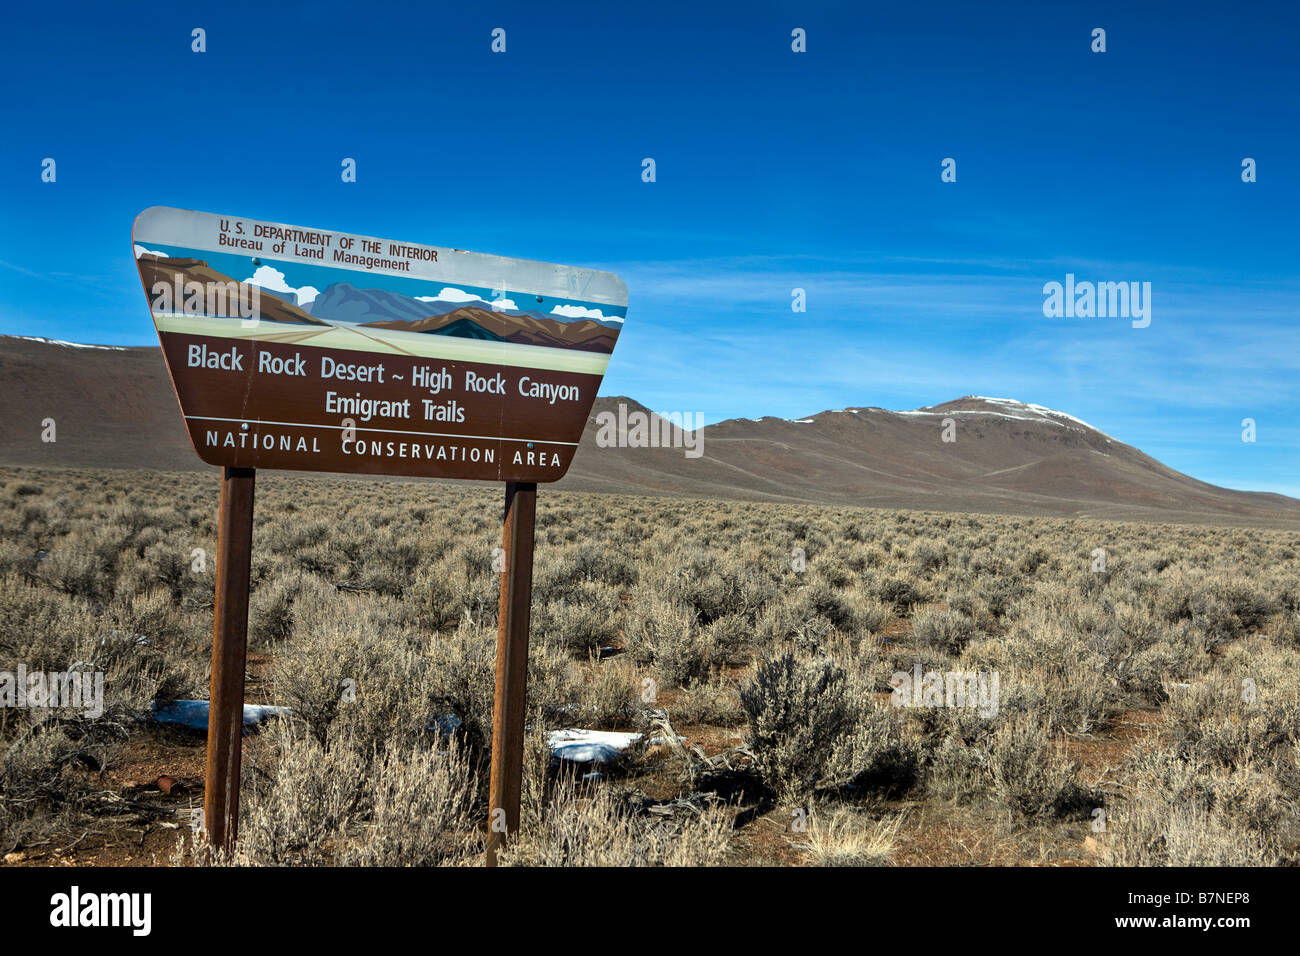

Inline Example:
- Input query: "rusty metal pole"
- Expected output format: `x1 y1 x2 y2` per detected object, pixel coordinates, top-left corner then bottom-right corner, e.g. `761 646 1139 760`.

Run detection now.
485 481 537 866
204 466 256 857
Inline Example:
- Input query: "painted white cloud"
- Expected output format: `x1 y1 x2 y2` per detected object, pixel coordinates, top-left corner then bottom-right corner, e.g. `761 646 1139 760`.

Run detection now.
550 304 621 322
415 287 483 303
134 244 167 258
244 265 319 306
415 287 522 311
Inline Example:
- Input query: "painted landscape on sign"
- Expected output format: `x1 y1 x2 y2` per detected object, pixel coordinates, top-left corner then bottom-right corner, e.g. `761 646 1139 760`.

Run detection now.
127 208 629 481
132 241 625 364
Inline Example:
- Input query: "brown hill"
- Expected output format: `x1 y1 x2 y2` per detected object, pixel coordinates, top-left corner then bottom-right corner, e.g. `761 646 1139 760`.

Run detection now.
1 337 1296 527
135 255 329 326
364 306 618 353
0 337 196 470
553 396 1300 526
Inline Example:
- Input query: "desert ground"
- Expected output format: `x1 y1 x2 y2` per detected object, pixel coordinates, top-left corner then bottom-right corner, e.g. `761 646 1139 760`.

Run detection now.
1 464 1298 867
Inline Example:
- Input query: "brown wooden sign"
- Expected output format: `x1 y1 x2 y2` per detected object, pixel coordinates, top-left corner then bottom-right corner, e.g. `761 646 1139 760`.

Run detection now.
132 206 627 482
132 207 627 863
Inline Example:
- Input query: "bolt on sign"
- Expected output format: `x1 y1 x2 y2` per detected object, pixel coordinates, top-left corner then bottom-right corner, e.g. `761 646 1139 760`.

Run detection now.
132 206 627 481
132 206 627 865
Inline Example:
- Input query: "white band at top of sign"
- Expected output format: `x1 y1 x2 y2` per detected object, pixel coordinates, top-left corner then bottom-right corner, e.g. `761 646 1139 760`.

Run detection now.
133 206 628 308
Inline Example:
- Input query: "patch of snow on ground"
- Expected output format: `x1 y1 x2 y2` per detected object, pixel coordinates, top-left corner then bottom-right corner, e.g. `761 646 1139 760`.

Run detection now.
890 396 1117 441
548 729 642 763
547 727 681 763
967 396 1105 432
16 336 128 351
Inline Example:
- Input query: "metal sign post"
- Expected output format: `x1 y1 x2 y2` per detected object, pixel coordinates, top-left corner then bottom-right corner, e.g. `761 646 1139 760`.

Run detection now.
485 481 537 866
204 466 255 855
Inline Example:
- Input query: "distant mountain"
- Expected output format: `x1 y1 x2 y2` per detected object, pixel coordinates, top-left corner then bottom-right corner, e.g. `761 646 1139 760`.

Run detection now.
3 337 1295 526
364 306 619 353
308 283 432 325
554 396 1300 525
135 255 328 326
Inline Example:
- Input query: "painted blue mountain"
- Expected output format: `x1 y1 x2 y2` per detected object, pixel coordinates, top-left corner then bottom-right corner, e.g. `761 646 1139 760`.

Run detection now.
308 283 433 324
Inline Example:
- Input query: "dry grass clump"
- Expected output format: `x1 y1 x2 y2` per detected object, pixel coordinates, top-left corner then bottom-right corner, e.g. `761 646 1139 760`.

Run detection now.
794 807 905 866
497 783 732 867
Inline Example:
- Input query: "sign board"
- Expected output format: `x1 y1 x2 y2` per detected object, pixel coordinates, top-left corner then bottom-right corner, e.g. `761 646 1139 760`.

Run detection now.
131 206 627 481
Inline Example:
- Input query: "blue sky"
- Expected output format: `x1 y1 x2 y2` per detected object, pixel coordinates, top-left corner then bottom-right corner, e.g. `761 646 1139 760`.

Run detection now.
2 0 1297 493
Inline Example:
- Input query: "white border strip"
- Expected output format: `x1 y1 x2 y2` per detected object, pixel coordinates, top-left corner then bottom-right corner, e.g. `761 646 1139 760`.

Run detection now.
186 416 579 446
135 206 628 307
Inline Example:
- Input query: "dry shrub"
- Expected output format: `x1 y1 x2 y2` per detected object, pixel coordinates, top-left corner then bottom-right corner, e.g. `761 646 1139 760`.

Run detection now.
1102 743 1285 865
987 718 1087 819
235 727 369 866
918 686 1091 821
652 549 775 625
740 651 908 799
1102 798 1281 866
341 737 479 866
411 554 497 631
531 580 622 656
271 588 435 753
848 595 893 636
910 607 979 655
1002 609 1112 735
249 572 331 646
573 655 639 729
671 672 745 727
1164 670 1300 768
534 545 637 602
624 588 720 688
35 544 108 604
754 600 836 653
